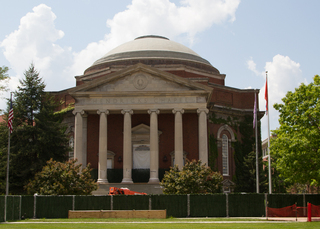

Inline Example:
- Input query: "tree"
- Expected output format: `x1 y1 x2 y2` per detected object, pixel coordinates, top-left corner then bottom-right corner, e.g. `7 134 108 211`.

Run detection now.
0 66 9 93
160 160 223 194
25 159 97 195
1 64 69 194
271 75 320 192
242 151 268 193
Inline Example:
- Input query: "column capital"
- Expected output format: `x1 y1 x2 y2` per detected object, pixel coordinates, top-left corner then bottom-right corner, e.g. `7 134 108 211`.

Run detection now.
72 109 87 117
172 109 184 114
148 109 160 115
197 108 209 115
97 109 109 115
121 109 133 115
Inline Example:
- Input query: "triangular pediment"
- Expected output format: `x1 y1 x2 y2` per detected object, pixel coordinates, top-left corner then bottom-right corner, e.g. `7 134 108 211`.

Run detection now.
132 124 150 135
222 179 235 187
69 63 213 95
132 124 162 135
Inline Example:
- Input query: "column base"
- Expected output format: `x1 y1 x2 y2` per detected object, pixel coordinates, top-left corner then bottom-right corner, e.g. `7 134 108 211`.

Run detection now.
121 178 133 184
148 178 160 184
97 179 108 184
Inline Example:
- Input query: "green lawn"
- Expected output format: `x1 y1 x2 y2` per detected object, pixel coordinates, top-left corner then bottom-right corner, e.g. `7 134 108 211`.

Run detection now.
0 223 318 229
1 219 319 229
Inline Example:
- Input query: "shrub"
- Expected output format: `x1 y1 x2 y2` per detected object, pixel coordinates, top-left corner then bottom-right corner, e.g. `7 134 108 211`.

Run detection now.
25 159 98 195
160 159 223 194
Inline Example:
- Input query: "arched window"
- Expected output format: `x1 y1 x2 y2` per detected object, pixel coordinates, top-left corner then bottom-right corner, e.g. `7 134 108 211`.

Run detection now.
222 134 229 176
68 136 74 160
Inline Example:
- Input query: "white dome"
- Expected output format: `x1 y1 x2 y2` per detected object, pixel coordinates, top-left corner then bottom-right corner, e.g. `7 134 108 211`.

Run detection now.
85 35 219 75
92 35 211 66
106 35 200 57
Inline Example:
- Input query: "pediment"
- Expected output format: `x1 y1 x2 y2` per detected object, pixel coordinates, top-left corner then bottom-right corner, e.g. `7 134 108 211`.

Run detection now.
222 179 235 187
132 124 162 135
132 124 162 144
132 124 150 135
70 63 212 95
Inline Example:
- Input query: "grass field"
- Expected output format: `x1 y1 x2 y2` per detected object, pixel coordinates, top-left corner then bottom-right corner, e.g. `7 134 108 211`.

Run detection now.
1 218 320 229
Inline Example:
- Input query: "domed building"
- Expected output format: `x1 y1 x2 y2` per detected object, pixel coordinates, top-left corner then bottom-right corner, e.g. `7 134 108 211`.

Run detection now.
53 35 262 194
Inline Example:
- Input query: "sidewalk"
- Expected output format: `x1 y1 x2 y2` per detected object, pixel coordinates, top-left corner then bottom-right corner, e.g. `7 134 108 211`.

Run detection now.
267 217 320 222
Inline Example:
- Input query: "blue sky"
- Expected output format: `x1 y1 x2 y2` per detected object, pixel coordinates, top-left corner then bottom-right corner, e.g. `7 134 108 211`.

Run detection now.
1 0 320 140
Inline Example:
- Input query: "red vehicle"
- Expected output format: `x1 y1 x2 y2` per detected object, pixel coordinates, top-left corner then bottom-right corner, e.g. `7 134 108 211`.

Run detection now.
109 187 147 195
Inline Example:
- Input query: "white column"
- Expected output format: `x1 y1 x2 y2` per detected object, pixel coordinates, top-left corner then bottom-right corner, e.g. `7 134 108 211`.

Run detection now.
97 110 109 183
148 109 160 184
73 110 86 169
82 113 88 167
172 109 184 170
197 108 209 166
121 109 133 183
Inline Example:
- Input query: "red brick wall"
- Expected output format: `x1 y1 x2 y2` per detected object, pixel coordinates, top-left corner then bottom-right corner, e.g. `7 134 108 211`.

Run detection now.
53 92 75 111
158 114 174 168
108 114 124 169
211 89 255 110
87 114 99 169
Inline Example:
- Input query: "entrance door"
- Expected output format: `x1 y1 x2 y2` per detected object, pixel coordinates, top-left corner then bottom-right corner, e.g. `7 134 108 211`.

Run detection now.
133 144 150 169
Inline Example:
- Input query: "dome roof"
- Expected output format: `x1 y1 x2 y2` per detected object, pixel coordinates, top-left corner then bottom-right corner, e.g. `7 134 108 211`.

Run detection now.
85 35 219 75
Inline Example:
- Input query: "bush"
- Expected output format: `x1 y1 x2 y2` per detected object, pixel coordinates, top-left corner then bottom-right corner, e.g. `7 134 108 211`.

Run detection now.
25 159 97 195
160 160 223 194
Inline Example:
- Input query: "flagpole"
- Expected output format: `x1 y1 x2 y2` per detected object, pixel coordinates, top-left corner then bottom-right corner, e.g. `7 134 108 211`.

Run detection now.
266 72 272 194
6 130 10 196
6 92 12 196
254 91 259 193
5 92 12 222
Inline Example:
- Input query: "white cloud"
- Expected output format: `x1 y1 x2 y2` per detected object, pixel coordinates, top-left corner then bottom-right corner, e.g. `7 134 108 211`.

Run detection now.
247 58 262 76
258 54 306 140
0 4 74 92
0 0 240 110
70 0 240 76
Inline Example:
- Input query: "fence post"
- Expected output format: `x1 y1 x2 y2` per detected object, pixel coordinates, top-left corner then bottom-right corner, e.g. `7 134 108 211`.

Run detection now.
4 195 7 222
111 195 113 211
265 193 268 220
226 193 229 218
187 194 190 217
33 194 37 219
303 193 306 216
19 196 22 220
149 196 152 210
72 196 75 211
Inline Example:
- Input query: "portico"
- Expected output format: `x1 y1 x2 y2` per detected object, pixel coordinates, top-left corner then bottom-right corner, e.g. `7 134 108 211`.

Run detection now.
70 63 212 184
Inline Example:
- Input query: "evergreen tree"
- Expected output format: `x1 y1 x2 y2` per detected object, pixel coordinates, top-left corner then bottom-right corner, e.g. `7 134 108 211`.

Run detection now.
1 64 69 194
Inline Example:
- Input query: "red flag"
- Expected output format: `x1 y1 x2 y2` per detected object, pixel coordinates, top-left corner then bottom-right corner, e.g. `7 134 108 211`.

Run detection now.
265 76 268 114
8 99 13 133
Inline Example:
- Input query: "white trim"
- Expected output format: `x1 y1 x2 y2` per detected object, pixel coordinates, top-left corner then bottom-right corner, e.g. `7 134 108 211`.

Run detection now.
217 124 235 142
